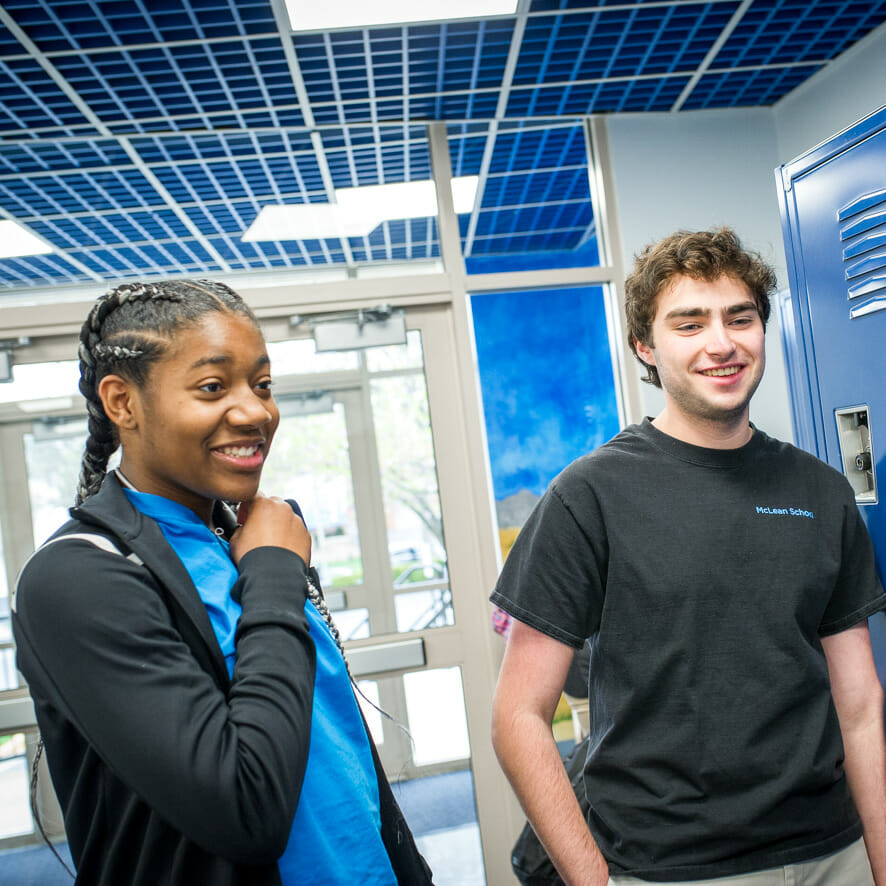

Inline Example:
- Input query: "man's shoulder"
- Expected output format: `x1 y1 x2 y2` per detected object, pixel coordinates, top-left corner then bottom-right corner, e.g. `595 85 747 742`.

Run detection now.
753 428 848 481
548 424 654 510
556 423 649 480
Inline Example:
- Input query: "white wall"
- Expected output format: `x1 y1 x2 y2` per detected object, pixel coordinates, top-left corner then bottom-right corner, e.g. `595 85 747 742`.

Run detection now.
605 108 795 443
775 22 886 164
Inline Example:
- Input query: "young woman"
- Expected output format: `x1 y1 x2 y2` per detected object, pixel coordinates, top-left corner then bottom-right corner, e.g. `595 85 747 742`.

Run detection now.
12 280 432 886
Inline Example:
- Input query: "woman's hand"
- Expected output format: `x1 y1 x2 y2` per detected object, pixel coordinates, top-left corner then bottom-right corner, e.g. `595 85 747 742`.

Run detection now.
230 494 312 567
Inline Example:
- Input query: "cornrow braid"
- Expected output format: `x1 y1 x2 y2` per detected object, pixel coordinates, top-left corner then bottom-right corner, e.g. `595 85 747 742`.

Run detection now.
75 278 258 505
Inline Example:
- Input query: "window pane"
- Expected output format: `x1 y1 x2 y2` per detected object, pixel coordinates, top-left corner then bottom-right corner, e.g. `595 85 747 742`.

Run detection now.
370 366 449 625
24 424 88 548
266 338 358 374
470 285 619 550
402 667 470 766
0 361 79 405
0 733 31 839
365 330 424 372
0 518 16 692
261 403 364 590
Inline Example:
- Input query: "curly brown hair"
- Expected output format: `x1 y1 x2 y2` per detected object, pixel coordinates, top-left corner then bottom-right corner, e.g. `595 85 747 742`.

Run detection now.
625 227 776 388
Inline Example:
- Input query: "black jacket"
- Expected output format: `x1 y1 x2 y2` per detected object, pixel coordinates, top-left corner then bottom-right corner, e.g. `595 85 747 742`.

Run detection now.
13 474 432 885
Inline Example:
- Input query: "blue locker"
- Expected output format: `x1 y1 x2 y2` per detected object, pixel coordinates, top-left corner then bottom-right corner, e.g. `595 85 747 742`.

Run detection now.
777 103 886 689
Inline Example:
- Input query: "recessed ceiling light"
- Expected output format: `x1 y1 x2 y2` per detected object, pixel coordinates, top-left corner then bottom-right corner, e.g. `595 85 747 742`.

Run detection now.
286 0 517 32
243 176 479 242
0 220 53 259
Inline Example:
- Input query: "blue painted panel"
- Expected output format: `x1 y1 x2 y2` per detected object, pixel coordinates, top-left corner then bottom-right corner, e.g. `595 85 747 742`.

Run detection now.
777 103 886 688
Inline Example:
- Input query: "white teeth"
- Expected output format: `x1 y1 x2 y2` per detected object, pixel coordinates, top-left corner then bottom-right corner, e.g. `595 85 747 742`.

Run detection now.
220 445 260 457
701 366 741 377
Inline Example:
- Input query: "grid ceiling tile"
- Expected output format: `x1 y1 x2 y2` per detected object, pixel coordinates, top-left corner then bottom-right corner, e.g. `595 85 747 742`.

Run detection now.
0 58 92 131
682 64 822 108
507 73 689 115
50 39 299 130
296 20 513 121
713 0 886 67
0 139 131 174
3 0 278 54
0 251 92 287
514 4 737 85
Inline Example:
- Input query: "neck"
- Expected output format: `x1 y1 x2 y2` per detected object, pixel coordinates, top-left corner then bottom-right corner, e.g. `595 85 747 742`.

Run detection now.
651 407 753 449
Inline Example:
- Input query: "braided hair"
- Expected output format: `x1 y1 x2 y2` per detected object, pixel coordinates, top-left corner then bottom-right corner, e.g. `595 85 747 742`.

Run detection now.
76 279 257 505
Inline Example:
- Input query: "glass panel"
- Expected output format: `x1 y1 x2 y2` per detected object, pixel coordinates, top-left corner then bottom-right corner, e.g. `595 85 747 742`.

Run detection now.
402 667 470 766
365 330 424 372
0 361 79 405
470 285 620 555
371 668 484 886
24 422 90 549
266 338 358 374
260 402 364 591
356 680 383 747
370 366 449 613
0 733 30 840
333 609 370 641
0 518 15 692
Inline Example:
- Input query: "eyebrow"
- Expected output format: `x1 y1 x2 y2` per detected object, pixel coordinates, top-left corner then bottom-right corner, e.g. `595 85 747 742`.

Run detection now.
662 301 758 322
189 354 270 370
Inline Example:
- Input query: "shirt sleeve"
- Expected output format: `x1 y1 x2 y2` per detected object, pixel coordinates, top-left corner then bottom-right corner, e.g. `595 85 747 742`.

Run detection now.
819 486 886 635
490 477 607 648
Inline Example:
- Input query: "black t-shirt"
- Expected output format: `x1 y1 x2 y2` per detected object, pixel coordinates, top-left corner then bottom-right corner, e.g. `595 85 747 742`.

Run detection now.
492 419 886 881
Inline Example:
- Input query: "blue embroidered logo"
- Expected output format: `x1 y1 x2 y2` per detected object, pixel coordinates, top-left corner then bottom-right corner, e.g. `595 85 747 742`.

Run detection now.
755 505 814 519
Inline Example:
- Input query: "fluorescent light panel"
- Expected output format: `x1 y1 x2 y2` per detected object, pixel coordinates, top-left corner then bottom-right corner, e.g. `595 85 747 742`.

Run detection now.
286 0 517 31
243 176 478 243
0 220 53 259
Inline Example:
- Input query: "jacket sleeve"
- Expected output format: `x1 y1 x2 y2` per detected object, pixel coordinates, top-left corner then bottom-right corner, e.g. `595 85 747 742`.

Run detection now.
13 539 316 864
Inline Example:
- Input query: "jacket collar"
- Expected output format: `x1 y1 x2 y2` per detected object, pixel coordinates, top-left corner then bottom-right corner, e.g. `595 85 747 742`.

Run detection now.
71 473 231 687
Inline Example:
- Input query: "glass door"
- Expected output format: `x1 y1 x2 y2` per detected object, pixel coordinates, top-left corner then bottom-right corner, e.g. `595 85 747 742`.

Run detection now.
259 320 484 883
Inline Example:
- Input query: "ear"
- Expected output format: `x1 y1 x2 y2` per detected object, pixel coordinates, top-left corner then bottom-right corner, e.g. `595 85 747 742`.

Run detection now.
98 374 139 430
634 338 656 367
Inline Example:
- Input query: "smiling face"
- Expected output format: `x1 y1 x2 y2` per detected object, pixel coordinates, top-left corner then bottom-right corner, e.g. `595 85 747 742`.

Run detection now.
634 274 765 446
115 310 279 521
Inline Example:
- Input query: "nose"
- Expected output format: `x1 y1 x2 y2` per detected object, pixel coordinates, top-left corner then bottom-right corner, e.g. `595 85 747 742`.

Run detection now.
704 321 737 359
228 385 274 428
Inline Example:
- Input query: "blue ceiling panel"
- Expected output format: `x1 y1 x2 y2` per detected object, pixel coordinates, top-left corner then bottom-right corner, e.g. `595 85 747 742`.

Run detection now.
507 74 689 115
0 58 90 131
0 249 104 287
713 0 886 68
682 64 823 109
29 210 192 250
514 5 737 84
2 0 278 53
50 39 300 130
0 139 131 174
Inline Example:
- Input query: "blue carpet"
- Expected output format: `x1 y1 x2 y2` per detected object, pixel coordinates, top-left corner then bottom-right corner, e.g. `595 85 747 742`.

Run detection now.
0 840 74 886
391 768 477 836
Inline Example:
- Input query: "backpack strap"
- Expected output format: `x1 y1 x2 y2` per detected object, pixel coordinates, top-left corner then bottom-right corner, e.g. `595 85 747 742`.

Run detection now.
12 531 143 613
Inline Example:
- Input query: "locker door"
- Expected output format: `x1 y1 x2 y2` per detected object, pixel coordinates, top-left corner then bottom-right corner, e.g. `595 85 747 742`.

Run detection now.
778 104 886 686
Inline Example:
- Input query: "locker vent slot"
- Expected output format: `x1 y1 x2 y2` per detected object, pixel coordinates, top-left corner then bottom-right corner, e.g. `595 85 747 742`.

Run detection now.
849 297 886 320
839 190 886 319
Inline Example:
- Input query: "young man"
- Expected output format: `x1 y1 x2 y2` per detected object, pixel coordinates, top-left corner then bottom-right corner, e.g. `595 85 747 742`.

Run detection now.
491 228 886 885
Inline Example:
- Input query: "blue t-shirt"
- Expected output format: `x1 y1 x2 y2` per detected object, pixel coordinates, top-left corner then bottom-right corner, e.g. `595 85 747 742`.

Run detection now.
123 489 397 885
